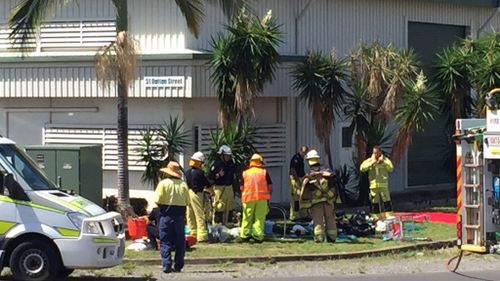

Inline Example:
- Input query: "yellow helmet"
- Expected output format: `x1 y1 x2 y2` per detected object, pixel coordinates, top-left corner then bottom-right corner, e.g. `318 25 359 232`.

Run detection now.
249 153 264 167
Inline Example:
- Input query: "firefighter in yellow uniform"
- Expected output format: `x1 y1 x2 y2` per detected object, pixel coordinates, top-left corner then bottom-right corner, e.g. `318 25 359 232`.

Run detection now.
300 150 337 243
240 154 273 243
360 145 394 220
185 151 212 242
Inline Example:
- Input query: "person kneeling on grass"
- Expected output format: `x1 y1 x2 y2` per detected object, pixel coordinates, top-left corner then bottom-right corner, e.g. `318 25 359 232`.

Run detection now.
239 154 273 243
146 206 160 250
155 161 190 274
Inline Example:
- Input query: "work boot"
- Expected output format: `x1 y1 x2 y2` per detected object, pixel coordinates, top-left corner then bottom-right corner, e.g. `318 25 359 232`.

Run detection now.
326 236 336 243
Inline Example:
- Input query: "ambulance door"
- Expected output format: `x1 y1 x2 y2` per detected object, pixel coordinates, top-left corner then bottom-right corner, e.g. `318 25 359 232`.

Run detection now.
0 160 17 252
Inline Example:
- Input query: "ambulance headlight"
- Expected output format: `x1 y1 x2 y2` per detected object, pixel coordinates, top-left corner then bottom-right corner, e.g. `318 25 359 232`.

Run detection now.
83 221 104 235
67 212 86 230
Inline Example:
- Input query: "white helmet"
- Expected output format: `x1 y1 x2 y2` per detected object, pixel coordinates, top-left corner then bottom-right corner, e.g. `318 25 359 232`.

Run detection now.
191 151 205 162
306 149 320 160
217 145 232 155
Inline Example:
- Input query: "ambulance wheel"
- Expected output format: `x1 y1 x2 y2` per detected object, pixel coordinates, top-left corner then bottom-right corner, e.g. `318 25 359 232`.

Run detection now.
9 241 61 281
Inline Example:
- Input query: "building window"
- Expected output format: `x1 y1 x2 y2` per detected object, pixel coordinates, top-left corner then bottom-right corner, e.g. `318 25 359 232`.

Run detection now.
342 127 353 148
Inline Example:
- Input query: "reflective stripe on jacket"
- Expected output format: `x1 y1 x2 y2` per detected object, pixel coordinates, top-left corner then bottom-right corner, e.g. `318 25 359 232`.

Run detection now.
241 167 271 203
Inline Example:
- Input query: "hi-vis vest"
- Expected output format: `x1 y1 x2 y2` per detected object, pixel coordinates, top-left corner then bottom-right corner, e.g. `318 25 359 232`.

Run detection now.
242 167 271 203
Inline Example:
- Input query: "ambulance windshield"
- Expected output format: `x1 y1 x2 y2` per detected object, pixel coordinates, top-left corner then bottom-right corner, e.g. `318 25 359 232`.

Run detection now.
0 144 58 190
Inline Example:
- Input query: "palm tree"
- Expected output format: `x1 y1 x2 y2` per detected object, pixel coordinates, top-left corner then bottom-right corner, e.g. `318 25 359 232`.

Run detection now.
9 0 244 216
292 51 349 169
209 8 283 130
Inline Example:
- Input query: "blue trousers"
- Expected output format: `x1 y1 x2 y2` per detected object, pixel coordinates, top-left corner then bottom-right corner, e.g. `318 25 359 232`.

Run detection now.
158 205 186 271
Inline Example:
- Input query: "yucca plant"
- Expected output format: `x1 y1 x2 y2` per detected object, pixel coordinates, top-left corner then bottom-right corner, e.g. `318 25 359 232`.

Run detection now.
210 8 283 130
292 51 349 169
434 31 500 118
136 116 190 189
393 72 441 163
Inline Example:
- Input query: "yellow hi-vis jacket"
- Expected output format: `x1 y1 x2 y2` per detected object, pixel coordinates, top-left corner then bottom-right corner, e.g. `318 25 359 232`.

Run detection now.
154 178 190 206
360 155 394 189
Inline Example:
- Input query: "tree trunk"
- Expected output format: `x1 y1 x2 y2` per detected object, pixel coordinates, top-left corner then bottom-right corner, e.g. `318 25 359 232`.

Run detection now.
114 0 134 218
324 135 333 170
355 133 370 206
116 81 134 217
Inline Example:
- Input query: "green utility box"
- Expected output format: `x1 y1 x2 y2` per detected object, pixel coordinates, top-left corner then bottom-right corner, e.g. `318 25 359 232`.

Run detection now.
25 145 103 206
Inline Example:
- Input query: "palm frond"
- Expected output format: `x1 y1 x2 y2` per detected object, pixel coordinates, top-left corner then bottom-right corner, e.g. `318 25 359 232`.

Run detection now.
9 0 68 49
175 0 204 38
205 0 249 19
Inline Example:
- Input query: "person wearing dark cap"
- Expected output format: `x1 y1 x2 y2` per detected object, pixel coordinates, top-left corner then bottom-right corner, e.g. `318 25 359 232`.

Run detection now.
155 161 190 274
289 146 309 221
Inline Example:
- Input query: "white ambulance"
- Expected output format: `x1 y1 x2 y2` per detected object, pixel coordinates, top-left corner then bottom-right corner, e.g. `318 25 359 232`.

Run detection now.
0 137 125 281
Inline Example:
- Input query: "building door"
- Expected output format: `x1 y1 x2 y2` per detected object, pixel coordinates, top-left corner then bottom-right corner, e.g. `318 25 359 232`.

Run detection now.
7 112 49 146
407 22 466 188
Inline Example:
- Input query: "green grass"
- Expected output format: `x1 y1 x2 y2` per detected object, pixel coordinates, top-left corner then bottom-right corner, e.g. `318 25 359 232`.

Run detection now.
125 222 454 259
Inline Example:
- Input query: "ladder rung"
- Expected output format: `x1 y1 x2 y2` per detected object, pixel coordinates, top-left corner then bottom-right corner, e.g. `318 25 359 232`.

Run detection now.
464 224 481 229
463 183 481 188
464 204 480 209
464 164 482 168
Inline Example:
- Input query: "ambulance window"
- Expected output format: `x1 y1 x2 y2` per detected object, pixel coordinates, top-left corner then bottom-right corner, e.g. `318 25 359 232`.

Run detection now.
0 145 57 190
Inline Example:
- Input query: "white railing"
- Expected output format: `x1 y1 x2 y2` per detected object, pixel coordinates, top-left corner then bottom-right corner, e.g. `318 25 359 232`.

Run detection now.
0 19 116 52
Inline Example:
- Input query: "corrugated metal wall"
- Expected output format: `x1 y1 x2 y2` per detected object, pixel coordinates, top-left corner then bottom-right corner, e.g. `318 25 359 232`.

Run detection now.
191 61 298 98
128 0 190 52
0 60 296 99
0 61 195 98
185 0 500 55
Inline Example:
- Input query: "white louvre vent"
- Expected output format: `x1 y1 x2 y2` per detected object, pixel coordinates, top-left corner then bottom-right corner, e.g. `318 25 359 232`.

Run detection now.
43 125 151 171
0 20 116 52
194 124 286 167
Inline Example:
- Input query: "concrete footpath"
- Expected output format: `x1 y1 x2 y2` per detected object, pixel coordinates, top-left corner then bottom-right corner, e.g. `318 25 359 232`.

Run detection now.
124 239 455 265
